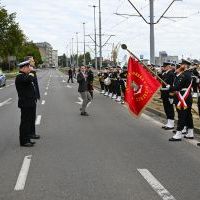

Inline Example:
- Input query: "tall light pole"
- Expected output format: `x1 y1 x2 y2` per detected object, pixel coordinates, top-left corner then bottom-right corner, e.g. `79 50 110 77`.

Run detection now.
149 0 155 65
72 37 74 67
83 22 86 66
89 5 98 70
66 44 69 68
116 0 184 65
99 0 102 69
76 32 79 68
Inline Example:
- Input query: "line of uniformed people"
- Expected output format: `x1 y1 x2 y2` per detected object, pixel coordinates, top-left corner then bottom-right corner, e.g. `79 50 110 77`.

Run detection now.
97 66 127 104
159 59 200 142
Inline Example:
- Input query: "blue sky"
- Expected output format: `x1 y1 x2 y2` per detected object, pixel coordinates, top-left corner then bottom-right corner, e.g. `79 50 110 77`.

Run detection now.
1 0 200 61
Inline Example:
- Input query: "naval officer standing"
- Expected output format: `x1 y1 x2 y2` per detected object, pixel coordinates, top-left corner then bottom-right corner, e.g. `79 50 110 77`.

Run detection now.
15 60 37 147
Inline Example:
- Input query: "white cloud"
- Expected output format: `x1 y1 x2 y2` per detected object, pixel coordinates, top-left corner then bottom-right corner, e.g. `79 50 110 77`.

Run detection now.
2 0 200 61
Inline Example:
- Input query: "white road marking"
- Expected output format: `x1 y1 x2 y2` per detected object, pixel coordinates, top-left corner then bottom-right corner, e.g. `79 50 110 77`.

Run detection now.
14 155 32 191
46 87 49 90
44 92 47 96
62 80 66 83
138 169 176 200
87 101 91 108
41 100 45 105
6 85 10 87
10 83 14 86
75 97 83 105
75 97 91 107
141 113 163 126
0 98 12 107
35 115 42 125
67 85 72 88
0 87 3 90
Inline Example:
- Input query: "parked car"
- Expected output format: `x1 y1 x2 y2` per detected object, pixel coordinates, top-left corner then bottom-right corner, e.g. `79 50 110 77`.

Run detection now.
0 70 6 87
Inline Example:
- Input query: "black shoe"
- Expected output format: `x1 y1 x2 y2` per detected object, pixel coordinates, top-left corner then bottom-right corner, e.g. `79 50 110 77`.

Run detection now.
164 127 174 130
80 112 89 116
31 135 40 139
184 136 194 139
169 137 182 142
21 142 34 147
172 130 176 133
162 125 166 129
197 143 200 146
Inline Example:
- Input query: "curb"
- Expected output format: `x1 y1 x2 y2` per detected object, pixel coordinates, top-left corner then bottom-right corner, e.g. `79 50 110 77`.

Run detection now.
146 107 200 135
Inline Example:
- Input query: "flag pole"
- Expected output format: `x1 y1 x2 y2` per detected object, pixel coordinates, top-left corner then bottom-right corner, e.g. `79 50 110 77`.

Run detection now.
121 44 167 85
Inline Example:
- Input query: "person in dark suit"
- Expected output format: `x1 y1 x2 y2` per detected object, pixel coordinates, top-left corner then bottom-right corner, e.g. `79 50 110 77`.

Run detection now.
68 68 74 83
169 59 194 141
77 66 92 116
86 66 94 99
160 62 175 130
15 61 37 147
25 56 40 140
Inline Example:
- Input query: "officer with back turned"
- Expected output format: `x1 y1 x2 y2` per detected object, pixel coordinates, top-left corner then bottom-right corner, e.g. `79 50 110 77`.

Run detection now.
25 56 41 140
161 62 175 130
15 60 37 147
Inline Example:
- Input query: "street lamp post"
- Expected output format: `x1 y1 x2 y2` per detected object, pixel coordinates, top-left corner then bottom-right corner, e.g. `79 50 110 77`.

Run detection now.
89 5 98 70
76 32 79 68
98 0 102 69
72 37 74 67
83 22 86 66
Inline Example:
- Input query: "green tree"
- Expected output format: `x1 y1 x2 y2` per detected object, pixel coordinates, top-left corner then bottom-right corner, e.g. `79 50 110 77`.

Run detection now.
85 52 91 65
16 42 43 66
0 6 25 62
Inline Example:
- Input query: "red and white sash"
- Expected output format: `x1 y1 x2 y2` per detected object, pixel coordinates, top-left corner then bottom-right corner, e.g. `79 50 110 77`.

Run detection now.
176 82 192 109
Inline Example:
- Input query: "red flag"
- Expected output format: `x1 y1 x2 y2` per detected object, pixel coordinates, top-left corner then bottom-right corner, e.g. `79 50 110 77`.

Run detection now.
125 56 161 117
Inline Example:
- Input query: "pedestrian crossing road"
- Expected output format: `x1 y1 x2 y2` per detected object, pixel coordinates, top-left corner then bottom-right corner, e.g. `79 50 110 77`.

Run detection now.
0 69 200 200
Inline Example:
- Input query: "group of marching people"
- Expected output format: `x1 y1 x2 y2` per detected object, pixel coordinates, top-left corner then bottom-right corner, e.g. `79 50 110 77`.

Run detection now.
97 66 128 104
159 59 200 143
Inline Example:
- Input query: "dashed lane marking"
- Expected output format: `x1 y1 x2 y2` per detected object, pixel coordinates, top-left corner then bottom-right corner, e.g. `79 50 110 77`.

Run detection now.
44 92 47 96
138 169 176 200
14 155 32 191
41 100 45 105
35 115 42 125
0 98 12 107
66 85 72 88
46 87 49 90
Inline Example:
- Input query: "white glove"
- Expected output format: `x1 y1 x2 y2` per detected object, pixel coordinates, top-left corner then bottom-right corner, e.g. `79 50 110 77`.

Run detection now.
166 85 170 89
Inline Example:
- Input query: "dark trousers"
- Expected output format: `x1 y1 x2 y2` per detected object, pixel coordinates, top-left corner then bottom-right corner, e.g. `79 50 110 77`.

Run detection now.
116 81 121 96
176 106 194 131
120 80 126 96
89 91 93 99
109 81 114 93
20 107 35 145
162 98 175 120
68 75 73 83
100 81 104 90
30 104 36 136
105 85 109 92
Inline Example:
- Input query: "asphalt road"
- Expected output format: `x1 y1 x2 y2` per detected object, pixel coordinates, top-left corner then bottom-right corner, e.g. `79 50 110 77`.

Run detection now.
0 69 200 200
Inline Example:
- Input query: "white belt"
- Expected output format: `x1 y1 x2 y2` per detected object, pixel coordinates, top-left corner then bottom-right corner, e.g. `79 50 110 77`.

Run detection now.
160 88 169 91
